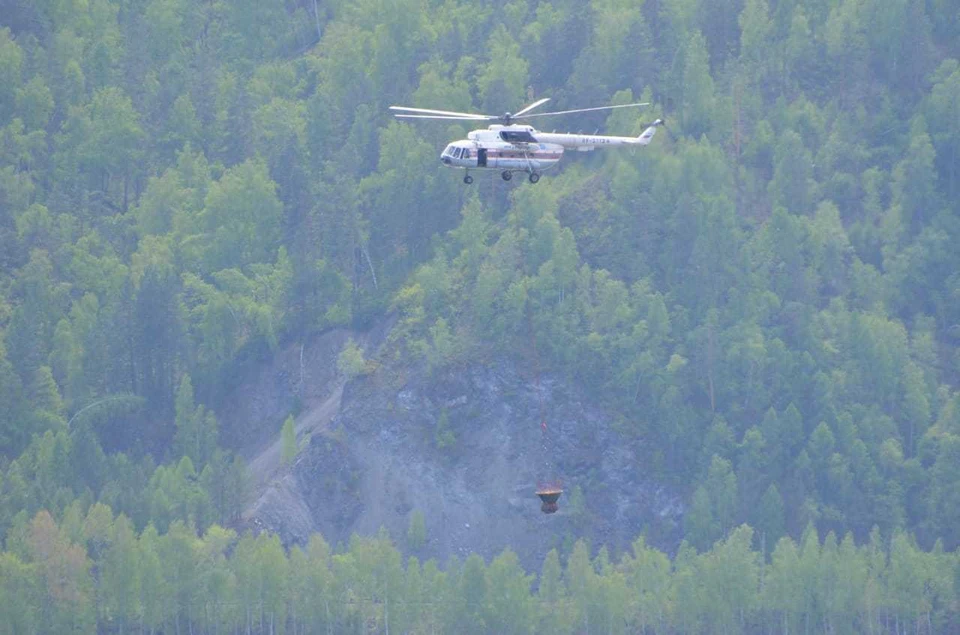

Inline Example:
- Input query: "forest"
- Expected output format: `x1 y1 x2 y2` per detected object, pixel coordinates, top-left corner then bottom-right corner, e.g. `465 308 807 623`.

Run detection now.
2 508 957 634
0 0 959 631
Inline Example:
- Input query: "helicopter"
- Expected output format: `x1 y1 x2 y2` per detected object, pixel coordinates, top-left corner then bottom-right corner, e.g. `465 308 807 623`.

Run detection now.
389 98 663 184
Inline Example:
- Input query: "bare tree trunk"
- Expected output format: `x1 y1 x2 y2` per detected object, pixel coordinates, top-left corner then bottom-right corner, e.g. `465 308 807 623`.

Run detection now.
299 342 305 398
362 244 378 290
311 0 322 41
707 333 716 412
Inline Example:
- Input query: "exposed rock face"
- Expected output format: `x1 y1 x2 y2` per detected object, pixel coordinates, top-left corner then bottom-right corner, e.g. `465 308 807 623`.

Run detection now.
244 340 683 569
218 328 353 454
245 433 363 545
220 317 394 457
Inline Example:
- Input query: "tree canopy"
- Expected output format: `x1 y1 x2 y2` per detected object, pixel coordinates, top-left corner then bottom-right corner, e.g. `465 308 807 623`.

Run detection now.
1 0 960 630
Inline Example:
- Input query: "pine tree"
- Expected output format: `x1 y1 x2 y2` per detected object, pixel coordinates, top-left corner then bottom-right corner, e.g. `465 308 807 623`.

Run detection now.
173 375 218 467
407 509 426 552
281 415 297 467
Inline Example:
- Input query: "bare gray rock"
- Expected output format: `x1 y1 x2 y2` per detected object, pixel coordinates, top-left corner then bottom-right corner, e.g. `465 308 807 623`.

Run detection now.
242 327 683 569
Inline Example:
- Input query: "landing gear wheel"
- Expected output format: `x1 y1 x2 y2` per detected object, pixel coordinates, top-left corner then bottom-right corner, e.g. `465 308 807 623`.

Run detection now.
463 174 473 184
528 172 540 184
501 171 512 181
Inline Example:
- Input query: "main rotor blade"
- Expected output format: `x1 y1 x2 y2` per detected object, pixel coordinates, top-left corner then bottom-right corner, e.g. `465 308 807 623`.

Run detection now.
513 97 551 117
518 102 650 119
389 106 492 119
394 114 492 120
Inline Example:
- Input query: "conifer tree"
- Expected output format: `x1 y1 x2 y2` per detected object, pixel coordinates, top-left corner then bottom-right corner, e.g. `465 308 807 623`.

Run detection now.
281 415 296 467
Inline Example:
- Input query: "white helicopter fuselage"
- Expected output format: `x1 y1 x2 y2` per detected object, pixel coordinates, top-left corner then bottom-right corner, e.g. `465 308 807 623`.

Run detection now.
439 122 661 175
441 126 563 172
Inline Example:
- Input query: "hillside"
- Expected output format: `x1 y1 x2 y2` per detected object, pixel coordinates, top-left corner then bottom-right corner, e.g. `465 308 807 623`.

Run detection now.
241 322 682 569
1 0 960 631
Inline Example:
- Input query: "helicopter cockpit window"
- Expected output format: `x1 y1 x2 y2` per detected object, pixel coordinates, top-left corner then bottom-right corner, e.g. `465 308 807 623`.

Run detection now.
454 147 463 158
463 148 471 159
500 130 537 143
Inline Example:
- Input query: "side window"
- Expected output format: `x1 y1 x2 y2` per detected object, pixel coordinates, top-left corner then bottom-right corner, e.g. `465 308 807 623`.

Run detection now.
454 148 462 158
463 149 471 159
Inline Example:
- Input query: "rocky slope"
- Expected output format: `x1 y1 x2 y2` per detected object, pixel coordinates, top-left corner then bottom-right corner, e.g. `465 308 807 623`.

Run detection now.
238 322 683 569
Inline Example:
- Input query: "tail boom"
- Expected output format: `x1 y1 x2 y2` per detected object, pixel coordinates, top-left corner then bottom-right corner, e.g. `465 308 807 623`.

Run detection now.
534 119 663 149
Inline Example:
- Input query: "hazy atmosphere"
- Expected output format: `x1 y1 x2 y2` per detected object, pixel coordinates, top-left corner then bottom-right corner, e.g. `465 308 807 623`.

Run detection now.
1 0 959 632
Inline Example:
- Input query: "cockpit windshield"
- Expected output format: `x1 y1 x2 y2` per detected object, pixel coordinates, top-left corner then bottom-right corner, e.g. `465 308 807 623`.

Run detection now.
441 145 473 162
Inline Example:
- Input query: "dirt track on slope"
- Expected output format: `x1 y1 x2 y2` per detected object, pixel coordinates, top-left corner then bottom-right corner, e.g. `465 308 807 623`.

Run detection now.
245 383 344 495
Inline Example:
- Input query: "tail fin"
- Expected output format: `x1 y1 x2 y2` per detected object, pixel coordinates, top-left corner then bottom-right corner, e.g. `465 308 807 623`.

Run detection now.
636 119 663 145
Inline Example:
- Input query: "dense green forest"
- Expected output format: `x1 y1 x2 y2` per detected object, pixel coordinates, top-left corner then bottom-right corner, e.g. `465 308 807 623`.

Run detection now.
2 508 957 633
1 0 960 631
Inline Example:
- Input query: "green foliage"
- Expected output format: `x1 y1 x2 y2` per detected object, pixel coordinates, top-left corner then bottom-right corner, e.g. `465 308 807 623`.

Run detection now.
434 407 456 451
173 375 218 468
0 1 958 624
484 548 535 633
336 338 366 380
755 484 786 551
677 31 718 139
199 450 248 526
685 485 718 551
281 415 296 467
425 317 459 372
0 505 954 632
197 159 284 273
406 509 426 552
457 553 488 633
478 26 529 112
562 484 587 537
0 28 23 123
